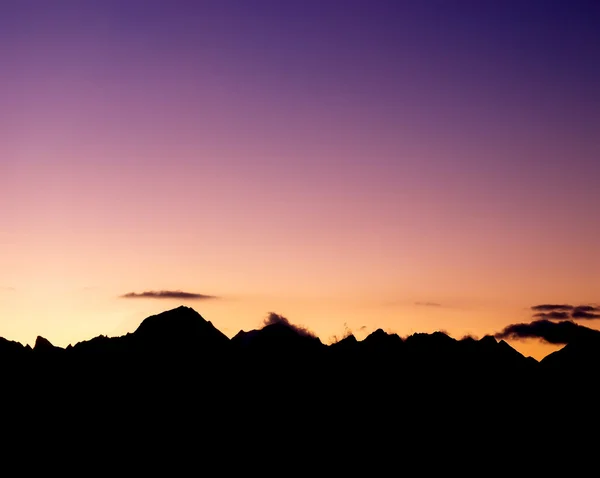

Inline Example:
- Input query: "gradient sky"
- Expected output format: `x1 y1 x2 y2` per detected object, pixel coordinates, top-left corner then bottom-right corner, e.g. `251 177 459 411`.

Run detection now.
1 0 598 359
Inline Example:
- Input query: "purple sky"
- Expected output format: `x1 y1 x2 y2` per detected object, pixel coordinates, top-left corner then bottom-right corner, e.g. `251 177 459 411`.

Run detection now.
1 0 599 358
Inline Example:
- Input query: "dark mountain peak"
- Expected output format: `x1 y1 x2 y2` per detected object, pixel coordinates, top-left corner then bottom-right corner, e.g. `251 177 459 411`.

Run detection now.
541 335 600 372
496 340 533 365
366 328 386 339
462 335 533 372
330 334 359 352
232 320 323 356
405 330 454 346
479 335 497 347
362 329 403 357
431 331 455 342
363 328 402 344
134 305 202 332
34 336 59 352
261 320 321 342
133 306 229 348
497 339 514 350
460 335 477 344
231 328 259 346
0 336 29 355
339 334 358 344
71 334 117 353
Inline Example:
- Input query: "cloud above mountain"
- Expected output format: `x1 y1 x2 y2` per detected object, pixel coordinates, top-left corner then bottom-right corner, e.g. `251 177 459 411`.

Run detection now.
531 304 574 312
263 312 316 338
533 311 571 320
495 319 600 345
530 304 600 320
121 290 218 300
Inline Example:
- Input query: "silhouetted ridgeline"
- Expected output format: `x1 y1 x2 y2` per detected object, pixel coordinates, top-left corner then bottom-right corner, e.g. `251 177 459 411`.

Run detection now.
1 306 596 397
2 305 596 466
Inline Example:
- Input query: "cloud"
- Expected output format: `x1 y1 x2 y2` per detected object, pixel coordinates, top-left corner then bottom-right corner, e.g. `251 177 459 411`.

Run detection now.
121 290 218 300
495 319 600 345
573 305 598 312
531 304 574 312
359 325 367 331
530 304 600 320
572 307 600 320
533 311 571 320
415 302 442 307
263 312 316 338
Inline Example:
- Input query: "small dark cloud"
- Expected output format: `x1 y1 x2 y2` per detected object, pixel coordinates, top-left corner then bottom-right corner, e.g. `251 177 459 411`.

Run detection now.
573 305 598 312
121 290 218 300
531 304 574 312
533 311 570 320
572 308 600 320
495 319 600 345
263 312 316 338
530 304 600 320
415 302 442 307
359 325 367 331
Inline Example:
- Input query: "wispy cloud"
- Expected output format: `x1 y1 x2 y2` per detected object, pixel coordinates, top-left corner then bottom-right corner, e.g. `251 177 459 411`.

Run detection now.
531 304 574 312
263 312 316 338
572 306 600 320
533 311 571 320
530 304 599 320
415 301 442 307
121 290 218 300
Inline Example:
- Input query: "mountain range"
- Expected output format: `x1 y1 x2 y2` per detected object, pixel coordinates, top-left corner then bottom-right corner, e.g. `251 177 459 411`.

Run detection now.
2 305 596 392
2 305 595 466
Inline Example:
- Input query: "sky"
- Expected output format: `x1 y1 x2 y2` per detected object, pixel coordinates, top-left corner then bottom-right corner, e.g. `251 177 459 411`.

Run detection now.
1 0 598 360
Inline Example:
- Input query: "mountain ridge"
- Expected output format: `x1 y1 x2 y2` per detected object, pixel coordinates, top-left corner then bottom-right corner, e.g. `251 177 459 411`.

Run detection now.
3 306 598 387
3 305 539 360
2 305 594 369
1 304 594 455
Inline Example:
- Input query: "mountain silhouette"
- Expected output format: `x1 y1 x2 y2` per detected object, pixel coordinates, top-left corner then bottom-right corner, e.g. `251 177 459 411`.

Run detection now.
232 319 324 355
540 331 600 402
133 305 229 347
2 305 594 467
0 305 594 387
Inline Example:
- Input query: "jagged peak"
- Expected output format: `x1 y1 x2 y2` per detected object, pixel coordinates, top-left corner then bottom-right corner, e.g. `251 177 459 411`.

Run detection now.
34 336 55 350
330 334 358 347
364 328 390 341
340 334 358 343
364 328 402 345
479 335 498 346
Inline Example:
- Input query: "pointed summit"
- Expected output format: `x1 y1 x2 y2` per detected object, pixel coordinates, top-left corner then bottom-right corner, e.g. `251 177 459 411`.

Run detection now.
34 336 57 352
479 335 497 346
329 334 359 353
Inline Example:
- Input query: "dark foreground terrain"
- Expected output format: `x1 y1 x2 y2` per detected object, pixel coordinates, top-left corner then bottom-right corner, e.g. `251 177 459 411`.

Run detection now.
1 306 596 468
